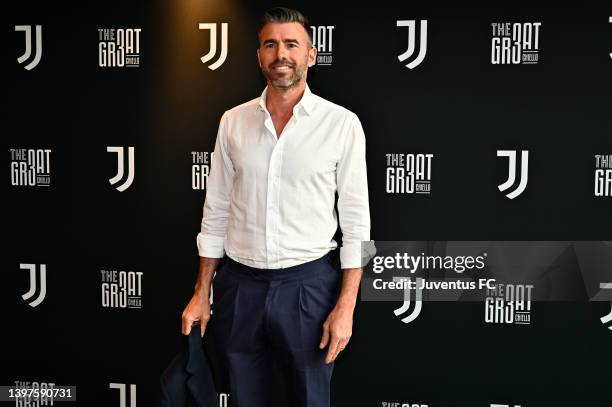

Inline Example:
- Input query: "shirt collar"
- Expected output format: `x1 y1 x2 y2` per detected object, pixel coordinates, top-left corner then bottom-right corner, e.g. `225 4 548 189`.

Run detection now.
257 84 315 117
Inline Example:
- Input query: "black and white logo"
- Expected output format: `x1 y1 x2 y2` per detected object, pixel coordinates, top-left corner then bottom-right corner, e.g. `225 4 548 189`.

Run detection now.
10 148 51 187
311 25 334 66
98 28 141 68
192 151 213 190
109 383 136 407
393 277 424 324
386 153 433 194
101 270 143 309
20 263 47 307
218 393 230 407
601 282 612 331
497 150 528 199
15 25 42 70
199 23 228 70
491 22 541 64
485 283 533 325
108 146 135 192
397 20 427 69
594 154 611 197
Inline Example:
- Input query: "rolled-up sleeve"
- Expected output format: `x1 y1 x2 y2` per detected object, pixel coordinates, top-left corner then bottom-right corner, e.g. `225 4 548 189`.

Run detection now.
196 112 234 258
336 113 371 269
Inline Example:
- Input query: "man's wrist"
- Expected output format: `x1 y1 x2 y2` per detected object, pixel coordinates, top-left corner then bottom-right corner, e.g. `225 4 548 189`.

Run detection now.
336 294 357 310
194 282 210 296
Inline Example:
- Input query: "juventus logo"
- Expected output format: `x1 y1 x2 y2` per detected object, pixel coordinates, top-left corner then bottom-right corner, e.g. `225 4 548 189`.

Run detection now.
21 263 46 307
107 146 135 192
199 23 228 70
497 150 529 199
15 25 42 70
397 20 427 69
109 383 136 407
393 277 423 324
600 283 612 331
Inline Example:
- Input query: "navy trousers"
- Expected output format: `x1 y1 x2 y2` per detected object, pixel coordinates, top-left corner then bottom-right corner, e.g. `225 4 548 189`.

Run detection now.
211 252 341 407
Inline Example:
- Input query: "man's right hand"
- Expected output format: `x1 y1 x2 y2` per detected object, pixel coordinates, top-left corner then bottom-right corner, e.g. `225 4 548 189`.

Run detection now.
181 257 219 337
181 289 211 337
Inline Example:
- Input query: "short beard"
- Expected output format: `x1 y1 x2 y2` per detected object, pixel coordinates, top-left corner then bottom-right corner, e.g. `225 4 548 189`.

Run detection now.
261 56 308 90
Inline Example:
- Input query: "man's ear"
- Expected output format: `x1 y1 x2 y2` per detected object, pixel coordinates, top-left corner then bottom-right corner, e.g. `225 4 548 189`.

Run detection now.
307 46 317 68
256 48 262 68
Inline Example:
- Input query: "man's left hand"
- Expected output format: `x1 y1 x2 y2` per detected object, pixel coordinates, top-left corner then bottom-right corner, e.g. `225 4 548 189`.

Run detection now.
319 301 354 364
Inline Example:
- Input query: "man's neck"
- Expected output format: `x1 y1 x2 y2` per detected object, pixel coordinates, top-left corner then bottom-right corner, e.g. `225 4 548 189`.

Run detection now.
265 81 306 117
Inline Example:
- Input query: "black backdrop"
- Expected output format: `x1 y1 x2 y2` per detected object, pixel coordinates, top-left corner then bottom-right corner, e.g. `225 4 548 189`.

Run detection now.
4 1 612 406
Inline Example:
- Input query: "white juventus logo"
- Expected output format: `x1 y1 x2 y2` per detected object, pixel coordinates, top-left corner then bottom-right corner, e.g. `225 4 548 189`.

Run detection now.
21 263 46 307
107 146 135 192
497 150 529 199
15 25 42 70
199 23 228 70
600 283 612 331
397 20 427 69
393 277 423 324
109 383 136 407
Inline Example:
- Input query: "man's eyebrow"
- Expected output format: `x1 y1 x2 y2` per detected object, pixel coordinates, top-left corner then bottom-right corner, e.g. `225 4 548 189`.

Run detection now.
262 38 301 45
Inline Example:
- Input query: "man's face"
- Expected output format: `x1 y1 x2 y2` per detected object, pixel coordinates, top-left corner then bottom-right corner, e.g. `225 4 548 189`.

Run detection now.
257 22 316 90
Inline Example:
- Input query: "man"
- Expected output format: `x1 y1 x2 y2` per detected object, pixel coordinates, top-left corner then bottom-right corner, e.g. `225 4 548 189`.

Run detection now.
181 7 370 406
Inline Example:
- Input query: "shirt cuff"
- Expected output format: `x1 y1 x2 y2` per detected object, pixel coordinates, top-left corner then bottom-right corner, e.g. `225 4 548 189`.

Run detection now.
340 243 365 269
340 241 378 269
196 233 225 258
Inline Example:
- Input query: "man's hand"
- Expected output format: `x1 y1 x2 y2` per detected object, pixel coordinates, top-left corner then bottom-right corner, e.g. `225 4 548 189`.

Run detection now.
181 289 211 337
319 266 362 364
319 301 355 364
181 257 219 337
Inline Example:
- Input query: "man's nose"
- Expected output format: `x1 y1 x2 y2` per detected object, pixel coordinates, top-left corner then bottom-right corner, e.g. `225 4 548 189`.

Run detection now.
276 43 289 59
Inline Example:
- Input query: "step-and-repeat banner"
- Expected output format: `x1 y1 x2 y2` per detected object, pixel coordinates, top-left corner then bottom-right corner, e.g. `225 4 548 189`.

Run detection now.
4 1 612 406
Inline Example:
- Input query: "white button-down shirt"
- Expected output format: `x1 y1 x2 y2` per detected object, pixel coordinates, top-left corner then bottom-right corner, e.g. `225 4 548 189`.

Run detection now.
196 84 370 269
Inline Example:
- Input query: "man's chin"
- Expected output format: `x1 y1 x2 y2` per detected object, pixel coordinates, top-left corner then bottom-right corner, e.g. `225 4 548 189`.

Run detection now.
271 79 298 89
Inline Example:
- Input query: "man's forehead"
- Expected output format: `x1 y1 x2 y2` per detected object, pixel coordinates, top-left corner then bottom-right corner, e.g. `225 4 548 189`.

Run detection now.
259 22 308 40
